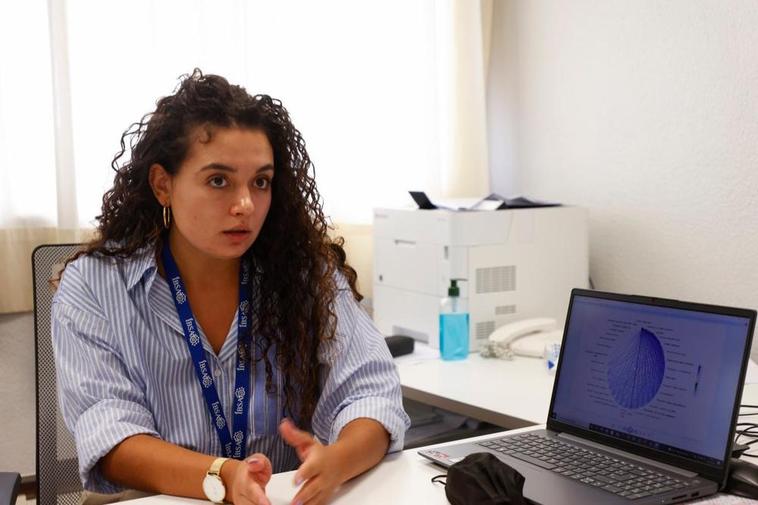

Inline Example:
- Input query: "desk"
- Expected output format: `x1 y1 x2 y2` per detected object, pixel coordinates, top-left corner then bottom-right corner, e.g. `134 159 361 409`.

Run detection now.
122 426 536 505
122 401 758 505
110 338 758 505
122 387 758 505
396 345 553 428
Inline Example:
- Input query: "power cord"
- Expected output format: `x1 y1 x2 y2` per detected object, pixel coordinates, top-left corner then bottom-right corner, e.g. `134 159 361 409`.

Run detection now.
735 405 758 458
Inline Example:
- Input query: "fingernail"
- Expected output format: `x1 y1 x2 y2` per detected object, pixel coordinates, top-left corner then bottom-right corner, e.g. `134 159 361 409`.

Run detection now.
246 457 259 465
294 476 303 486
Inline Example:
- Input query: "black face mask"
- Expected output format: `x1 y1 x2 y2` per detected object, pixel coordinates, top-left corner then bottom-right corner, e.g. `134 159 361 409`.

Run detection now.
433 452 529 505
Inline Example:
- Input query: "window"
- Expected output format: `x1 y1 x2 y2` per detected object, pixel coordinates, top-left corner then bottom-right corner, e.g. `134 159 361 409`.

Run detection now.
0 0 56 228
64 0 441 226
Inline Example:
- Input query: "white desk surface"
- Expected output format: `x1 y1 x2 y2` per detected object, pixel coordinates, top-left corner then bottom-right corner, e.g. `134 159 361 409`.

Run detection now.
119 378 758 505
121 386 758 505
122 426 537 505
396 345 554 428
117 338 758 504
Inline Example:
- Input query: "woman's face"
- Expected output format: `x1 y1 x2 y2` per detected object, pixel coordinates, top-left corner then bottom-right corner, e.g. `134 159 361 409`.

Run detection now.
151 126 275 261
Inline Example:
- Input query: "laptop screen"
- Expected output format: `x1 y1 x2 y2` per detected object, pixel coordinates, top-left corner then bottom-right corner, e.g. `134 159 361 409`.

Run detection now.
550 293 752 468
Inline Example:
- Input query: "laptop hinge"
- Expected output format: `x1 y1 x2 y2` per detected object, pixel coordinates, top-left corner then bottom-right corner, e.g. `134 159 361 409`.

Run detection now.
557 433 699 478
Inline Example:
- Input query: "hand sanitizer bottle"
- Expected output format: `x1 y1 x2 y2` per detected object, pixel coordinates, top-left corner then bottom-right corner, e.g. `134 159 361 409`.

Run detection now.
440 279 469 360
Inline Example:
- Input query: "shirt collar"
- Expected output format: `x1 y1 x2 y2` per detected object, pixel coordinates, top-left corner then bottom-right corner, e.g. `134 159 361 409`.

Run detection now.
125 242 159 291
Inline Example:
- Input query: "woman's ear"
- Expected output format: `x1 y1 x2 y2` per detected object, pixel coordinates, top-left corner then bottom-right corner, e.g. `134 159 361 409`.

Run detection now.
148 163 172 206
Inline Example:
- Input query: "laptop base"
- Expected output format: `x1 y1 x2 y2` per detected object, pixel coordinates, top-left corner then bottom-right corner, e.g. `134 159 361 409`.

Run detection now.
420 429 717 504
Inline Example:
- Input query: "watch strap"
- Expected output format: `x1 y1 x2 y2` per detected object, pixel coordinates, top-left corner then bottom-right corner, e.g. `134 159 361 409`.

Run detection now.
208 457 230 477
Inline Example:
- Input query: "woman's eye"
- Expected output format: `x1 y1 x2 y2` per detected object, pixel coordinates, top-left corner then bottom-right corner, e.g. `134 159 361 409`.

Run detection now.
254 177 270 190
209 176 227 188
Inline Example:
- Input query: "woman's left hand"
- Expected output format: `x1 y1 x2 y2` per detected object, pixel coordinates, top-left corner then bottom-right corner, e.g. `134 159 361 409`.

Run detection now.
279 418 344 505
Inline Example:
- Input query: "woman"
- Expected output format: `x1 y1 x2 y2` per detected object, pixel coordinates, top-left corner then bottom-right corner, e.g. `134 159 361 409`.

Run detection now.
52 69 409 505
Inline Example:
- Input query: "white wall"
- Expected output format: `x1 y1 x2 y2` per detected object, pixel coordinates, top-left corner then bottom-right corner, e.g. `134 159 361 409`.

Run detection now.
488 1 758 319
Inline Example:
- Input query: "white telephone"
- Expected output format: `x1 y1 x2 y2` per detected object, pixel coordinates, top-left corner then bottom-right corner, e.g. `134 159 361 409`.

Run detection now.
480 317 563 360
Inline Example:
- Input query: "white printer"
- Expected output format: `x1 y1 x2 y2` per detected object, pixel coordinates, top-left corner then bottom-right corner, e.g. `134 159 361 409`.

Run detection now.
372 206 589 351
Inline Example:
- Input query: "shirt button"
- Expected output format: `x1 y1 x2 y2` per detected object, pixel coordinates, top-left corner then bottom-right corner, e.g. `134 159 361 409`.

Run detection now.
214 369 222 378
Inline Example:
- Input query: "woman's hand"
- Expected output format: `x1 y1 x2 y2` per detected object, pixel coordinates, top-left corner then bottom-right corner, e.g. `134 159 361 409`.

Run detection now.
279 419 345 505
227 453 273 505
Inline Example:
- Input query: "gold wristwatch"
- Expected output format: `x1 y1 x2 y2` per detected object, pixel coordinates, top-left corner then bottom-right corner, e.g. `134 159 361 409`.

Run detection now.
202 457 230 503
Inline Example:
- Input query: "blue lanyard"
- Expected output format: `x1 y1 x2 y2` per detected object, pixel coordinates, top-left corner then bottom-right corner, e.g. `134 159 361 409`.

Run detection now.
162 242 252 459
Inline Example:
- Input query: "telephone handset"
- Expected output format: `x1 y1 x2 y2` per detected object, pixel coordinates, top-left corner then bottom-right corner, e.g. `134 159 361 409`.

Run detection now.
480 317 563 359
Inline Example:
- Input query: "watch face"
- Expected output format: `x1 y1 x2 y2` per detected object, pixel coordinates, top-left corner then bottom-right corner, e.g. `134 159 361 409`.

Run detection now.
202 475 226 503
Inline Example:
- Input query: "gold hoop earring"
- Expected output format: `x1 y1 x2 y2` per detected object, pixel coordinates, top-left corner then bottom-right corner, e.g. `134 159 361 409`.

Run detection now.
163 206 171 229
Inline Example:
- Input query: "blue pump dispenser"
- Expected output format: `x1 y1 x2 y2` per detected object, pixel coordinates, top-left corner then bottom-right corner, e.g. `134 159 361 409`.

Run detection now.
439 279 469 360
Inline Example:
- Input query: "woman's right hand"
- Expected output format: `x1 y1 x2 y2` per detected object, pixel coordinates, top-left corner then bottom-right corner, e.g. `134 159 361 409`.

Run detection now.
228 454 273 505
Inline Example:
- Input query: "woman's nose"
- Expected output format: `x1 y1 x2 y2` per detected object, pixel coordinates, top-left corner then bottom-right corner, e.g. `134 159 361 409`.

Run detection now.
231 190 254 215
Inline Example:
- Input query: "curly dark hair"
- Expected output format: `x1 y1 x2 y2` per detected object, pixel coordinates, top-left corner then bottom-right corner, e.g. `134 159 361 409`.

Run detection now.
67 69 361 426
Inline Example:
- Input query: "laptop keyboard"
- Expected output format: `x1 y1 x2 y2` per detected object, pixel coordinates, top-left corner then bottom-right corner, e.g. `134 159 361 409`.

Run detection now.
478 433 701 500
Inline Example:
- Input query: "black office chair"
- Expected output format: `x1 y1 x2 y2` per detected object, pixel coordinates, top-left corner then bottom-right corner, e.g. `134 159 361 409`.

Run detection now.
32 244 85 505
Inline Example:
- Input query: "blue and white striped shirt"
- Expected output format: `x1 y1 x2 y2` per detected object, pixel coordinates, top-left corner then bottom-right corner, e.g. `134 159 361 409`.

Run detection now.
52 245 410 493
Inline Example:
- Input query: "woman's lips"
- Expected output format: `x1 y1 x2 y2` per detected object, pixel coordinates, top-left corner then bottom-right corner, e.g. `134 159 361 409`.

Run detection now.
223 230 252 241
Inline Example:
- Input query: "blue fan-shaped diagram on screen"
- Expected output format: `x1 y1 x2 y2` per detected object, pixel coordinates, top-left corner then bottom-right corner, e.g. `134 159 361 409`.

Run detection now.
607 327 666 409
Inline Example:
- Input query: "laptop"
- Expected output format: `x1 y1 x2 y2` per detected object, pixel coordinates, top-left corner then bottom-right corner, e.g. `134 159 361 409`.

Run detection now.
420 288 756 504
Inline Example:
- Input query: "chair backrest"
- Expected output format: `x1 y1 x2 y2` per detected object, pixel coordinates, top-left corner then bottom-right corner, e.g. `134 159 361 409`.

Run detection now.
33 244 85 505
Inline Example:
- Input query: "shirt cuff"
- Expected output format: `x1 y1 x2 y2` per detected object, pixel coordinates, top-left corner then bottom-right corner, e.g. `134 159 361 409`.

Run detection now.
74 399 160 493
328 397 410 453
